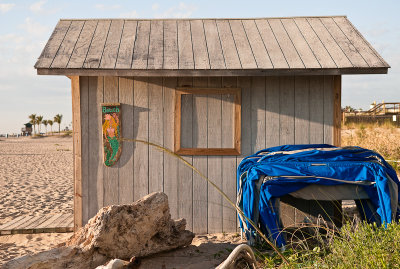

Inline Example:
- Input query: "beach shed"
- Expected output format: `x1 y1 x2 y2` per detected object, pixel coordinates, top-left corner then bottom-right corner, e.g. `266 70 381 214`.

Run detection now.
35 16 389 233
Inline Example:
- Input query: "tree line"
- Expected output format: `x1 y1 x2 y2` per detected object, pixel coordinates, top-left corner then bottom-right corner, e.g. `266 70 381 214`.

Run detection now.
28 114 63 135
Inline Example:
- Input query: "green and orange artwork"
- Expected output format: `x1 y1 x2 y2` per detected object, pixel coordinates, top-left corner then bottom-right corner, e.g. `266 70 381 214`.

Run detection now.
102 103 122 167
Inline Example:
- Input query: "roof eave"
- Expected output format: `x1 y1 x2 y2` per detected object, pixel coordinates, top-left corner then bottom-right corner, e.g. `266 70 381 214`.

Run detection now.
36 67 389 77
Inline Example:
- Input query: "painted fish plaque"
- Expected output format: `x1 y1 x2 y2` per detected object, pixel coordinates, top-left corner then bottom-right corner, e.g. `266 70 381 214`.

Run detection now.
102 103 122 167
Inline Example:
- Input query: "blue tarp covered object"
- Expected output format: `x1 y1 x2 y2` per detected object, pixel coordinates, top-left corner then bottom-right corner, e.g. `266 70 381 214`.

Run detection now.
237 144 400 247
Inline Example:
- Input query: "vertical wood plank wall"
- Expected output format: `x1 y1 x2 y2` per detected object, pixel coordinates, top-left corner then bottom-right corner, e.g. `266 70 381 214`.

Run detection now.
76 75 338 233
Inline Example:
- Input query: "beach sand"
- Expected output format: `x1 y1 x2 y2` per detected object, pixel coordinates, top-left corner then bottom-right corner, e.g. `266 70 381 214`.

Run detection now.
0 232 245 268
0 233 71 265
0 136 73 265
0 136 73 226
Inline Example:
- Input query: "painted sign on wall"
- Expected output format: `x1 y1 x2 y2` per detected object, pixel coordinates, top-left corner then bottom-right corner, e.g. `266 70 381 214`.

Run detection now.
101 103 122 167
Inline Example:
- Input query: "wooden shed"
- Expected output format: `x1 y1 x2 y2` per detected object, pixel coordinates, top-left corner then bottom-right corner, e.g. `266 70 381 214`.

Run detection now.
35 16 389 233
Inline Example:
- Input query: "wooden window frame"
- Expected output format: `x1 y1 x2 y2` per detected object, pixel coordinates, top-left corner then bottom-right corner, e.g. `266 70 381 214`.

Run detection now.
174 87 241 156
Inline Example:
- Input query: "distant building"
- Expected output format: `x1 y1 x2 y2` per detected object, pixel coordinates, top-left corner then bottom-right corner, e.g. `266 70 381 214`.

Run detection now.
21 123 33 136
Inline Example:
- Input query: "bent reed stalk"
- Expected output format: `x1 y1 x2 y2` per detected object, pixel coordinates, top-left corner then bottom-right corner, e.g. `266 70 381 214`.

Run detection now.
119 137 290 265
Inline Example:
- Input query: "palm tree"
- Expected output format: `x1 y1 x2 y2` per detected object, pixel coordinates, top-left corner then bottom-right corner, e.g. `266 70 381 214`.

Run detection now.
43 120 48 135
37 115 43 134
344 106 355 113
54 114 63 134
48 120 54 135
28 114 37 135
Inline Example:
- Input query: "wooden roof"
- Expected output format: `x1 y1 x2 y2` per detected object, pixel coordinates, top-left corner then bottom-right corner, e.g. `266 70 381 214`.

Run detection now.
35 16 389 76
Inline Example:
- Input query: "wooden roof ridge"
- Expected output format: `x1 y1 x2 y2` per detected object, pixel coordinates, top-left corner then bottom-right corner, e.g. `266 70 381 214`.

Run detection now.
58 15 349 21
35 16 390 76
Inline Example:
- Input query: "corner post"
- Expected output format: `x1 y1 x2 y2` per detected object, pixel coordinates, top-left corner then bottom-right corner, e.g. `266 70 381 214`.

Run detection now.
333 76 341 147
71 76 82 231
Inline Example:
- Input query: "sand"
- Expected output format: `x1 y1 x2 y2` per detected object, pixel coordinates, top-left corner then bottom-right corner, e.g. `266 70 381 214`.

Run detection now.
0 233 71 265
0 232 245 268
0 136 73 265
139 233 245 268
0 136 73 226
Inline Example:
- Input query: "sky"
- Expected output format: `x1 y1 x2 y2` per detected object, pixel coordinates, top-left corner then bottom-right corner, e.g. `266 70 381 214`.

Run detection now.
0 0 399 134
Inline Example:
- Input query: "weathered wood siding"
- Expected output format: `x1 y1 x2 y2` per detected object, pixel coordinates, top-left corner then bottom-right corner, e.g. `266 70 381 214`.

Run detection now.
76 75 338 233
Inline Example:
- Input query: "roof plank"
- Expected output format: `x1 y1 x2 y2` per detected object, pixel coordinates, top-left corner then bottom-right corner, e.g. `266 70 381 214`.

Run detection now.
51 20 84 68
242 20 273 68
147 20 164 69
268 19 304 68
177 20 194 69
255 19 289 69
83 20 111 68
333 17 387 67
115 20 137 69
281 18 320 68
307 18 352 68
35 20 71 68
203 20 225 69
294 18 337 68
346 18 389 67
229 20 257 69
132 20 151 69
35 17 389 73
320 18 368 68
99 20 124 69
163 20 178 69
68 20 98 69
190 20 210 69
216 20 241 69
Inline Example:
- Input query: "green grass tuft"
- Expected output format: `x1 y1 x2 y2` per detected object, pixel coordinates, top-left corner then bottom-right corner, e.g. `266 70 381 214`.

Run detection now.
258 221 400 268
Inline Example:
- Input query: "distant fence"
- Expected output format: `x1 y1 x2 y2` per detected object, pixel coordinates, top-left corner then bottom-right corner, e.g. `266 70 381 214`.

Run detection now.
343 114 400 127
0 134 24 138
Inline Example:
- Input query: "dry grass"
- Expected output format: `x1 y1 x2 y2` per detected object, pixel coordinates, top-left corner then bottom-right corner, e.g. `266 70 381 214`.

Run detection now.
341 122 400 173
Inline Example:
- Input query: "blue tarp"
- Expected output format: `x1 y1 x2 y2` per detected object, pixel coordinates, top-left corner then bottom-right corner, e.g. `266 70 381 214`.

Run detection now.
237 144 400 247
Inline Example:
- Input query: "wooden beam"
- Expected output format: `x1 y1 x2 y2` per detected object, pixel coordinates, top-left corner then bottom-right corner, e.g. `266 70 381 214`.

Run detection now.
71 76 82 231
174 89 182 155
176 148 240 156
333 75 341 146
234 86 242 154
37 67 389 77
175 87 241 156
